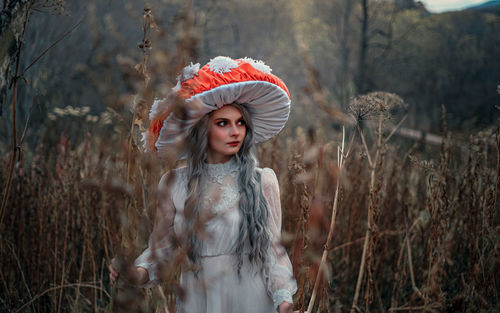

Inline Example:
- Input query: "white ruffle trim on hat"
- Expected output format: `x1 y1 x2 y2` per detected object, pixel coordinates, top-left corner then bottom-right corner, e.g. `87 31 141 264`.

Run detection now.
172 81 181 93
149 98 169 121
155 80 290 157
176 62 200 82
240 57 272 74
208 56 239 74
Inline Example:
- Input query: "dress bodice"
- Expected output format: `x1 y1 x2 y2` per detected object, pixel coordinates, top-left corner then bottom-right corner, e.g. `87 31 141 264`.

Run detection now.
171 158 247 256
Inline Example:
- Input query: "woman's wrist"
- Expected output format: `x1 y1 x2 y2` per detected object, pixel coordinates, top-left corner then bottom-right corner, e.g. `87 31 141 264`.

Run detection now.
135 266 149 285
278 301 293 313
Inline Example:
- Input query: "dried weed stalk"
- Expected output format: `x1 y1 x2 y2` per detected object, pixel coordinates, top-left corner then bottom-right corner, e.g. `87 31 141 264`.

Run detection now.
349 91 408 313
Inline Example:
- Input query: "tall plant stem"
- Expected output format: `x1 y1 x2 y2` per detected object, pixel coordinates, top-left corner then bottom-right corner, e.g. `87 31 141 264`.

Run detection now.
307 127 348 313
126 110 138 184
56 206 70 313
405 223 424 300
0 15 82 226
0 76 19 226
0 9 28 226
495 125 499 208
356 123 373 168
126 5 153 185
350 113 383 313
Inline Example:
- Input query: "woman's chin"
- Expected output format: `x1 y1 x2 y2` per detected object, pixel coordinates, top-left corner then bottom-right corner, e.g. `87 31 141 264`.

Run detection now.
225 146 242 154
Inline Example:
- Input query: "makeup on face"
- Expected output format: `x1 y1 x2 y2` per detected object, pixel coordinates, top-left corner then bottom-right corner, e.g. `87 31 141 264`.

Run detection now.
206 105 247 164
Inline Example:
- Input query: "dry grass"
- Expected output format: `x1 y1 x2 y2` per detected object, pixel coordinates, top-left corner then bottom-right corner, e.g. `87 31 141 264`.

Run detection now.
1 103 499 312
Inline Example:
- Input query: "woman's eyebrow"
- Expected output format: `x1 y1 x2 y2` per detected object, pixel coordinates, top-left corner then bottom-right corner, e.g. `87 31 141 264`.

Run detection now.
213 117 242 121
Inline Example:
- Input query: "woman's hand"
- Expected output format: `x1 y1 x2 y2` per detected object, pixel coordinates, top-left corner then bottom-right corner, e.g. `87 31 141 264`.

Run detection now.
278 302 308 313
278 302 293 313
108 257 148 285
108 258 120 282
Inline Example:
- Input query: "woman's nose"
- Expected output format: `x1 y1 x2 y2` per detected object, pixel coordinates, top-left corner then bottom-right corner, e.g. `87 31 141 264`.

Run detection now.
229 124 240 136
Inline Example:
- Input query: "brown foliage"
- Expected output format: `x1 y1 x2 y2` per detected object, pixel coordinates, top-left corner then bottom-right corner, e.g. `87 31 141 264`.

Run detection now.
1 105 499 313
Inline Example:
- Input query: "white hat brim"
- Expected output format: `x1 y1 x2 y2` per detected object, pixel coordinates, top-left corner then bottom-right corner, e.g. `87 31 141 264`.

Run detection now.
155 80 290 157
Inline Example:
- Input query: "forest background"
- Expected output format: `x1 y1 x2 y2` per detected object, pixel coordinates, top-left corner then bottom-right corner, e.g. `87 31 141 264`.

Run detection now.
0 0 499 312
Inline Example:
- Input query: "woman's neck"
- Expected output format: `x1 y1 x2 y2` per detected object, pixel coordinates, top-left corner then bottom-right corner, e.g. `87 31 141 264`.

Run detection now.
205 152 233 164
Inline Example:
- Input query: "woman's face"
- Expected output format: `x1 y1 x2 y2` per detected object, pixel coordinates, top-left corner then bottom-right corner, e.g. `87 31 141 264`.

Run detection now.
206 105 246 164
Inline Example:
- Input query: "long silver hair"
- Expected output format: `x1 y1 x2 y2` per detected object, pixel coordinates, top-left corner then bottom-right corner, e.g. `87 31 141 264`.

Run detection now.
183 103 271 274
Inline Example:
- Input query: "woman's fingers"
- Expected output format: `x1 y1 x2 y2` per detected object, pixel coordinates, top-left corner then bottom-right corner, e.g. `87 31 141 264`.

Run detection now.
108 259 120 282
108 264 118 275
278 302 294 313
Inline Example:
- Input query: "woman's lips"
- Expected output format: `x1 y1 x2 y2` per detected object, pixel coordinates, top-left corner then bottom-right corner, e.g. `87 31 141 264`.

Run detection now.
227 141 240 147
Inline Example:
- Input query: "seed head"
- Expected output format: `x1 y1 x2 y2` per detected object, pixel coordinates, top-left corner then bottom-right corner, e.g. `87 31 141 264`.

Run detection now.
348 91 407 122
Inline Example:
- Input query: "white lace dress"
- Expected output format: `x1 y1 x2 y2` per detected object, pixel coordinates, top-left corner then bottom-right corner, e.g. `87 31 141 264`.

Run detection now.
134 158 297 313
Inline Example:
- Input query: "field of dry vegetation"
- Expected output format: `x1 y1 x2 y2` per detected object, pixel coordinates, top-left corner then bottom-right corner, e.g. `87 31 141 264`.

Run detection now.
1 2 499 313
1 100 499 313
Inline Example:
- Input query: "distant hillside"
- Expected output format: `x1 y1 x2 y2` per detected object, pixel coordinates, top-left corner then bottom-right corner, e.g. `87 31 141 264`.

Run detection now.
369 1 500 131
466 0 500 11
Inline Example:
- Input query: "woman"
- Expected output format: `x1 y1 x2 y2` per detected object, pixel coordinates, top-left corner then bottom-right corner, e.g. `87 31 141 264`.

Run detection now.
109 56 297 313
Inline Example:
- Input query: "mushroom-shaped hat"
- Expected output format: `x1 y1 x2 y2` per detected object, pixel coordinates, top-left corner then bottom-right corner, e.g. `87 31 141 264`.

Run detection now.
144 56 291 156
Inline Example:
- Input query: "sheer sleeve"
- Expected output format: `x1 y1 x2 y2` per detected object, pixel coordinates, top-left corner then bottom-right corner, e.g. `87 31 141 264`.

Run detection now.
261 168 298 309
134 172 176 288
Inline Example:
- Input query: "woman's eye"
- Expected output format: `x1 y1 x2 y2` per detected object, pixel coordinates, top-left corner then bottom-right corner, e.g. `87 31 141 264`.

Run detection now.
237 120 245 126
217 121 227 126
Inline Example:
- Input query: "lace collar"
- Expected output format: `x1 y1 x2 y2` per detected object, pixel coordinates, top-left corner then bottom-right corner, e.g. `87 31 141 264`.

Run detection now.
205 157 239 184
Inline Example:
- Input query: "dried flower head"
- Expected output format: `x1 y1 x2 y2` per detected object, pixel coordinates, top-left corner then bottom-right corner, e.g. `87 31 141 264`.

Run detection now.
51 105 91 118
409 155 435 173
348 91 407 122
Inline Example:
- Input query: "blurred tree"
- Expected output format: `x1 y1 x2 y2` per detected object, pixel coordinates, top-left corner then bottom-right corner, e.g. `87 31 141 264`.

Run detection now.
371 6 500 131
356 0 369 94
1 0 498 153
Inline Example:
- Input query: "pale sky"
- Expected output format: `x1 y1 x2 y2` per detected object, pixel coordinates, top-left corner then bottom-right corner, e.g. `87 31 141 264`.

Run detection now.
420 0 488 12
